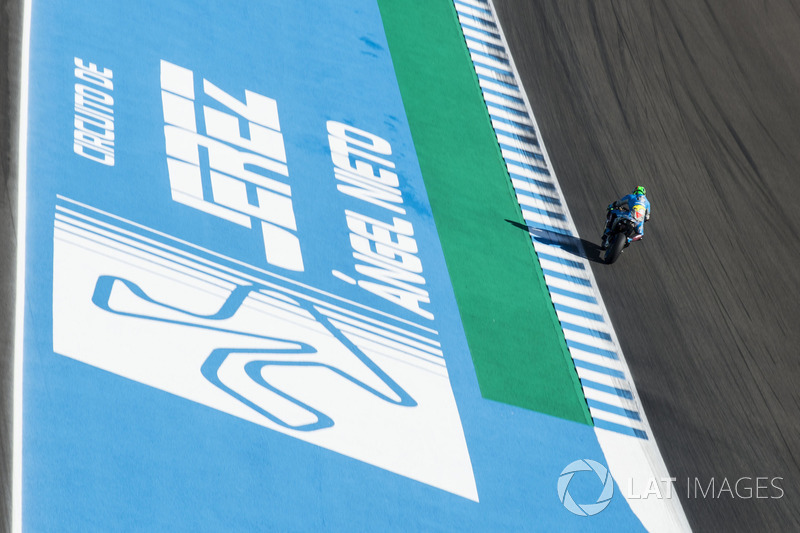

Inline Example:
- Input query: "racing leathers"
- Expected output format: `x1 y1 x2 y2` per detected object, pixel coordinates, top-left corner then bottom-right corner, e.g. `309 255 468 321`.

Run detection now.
603 193 650 241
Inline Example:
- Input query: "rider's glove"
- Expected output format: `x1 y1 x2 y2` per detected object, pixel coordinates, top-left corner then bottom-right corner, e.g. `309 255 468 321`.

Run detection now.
607 203 615 211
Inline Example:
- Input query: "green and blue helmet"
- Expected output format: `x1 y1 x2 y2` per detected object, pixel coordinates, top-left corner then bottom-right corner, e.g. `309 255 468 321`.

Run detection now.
633 186 647 196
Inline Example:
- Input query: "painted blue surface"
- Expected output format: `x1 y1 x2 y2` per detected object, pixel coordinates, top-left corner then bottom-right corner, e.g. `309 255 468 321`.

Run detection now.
554 303 606 322
542 270 591 287
516 189 560 205
561 322 613 342
581 380 634 400
574 359 626 379
549 285 599 304
22 0 645 530
587 400 642 421
594 420 649 440
567 340 619 360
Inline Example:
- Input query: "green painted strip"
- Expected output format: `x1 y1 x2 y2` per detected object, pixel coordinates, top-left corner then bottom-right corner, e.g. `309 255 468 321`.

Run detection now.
377 0 591 425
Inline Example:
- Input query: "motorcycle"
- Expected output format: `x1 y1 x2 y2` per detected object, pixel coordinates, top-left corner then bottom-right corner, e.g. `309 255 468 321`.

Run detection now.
601 206 643 264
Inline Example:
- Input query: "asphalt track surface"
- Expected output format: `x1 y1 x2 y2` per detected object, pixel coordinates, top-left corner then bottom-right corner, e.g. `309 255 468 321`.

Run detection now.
2 1 800 532
1 0 21 530
493 0 800 530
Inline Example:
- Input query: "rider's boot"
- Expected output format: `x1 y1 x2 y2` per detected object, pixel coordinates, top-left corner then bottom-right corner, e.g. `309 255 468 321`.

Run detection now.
600 220 612 249
601 212 613 249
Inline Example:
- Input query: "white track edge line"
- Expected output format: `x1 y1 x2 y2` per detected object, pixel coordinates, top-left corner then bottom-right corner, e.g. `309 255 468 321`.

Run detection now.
13 0 33 530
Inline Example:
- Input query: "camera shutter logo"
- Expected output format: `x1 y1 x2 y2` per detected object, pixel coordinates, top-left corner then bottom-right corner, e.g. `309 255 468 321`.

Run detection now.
557 459 614 516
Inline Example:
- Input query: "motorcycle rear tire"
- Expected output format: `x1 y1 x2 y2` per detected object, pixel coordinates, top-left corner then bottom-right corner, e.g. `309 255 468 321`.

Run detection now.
604 233 626 264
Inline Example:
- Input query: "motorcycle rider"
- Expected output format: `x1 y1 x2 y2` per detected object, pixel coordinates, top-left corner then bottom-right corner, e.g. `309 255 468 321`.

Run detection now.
601 186 650 249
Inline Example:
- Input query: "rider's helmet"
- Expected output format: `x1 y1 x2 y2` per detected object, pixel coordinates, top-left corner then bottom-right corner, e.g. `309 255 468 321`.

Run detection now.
633 186 646 196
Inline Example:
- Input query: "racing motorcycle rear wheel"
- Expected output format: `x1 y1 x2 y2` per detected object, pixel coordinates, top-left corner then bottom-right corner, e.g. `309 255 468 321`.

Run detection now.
604 232 626 264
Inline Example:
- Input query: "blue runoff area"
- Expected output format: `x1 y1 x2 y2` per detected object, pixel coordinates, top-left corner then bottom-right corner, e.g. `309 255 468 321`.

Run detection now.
21 0 645 530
